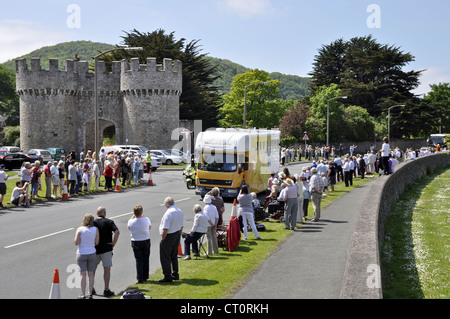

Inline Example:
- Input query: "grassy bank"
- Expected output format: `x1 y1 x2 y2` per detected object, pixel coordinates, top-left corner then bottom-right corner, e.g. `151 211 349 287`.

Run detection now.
381 165 450 299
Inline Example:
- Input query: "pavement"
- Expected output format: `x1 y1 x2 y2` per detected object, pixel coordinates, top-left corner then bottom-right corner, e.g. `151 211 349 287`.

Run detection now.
231 179 373 299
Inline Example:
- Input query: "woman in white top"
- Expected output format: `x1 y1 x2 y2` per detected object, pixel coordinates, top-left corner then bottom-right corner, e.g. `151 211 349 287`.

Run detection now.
74 214 99 299
127 205 151 283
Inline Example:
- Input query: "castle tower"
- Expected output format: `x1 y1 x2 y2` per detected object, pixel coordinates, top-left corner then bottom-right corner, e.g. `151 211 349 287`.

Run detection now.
15 57 182 153
120 58 182 149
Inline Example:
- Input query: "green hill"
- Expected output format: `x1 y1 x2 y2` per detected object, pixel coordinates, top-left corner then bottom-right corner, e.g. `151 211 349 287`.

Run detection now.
2 41 310 100
207 57 310 99
1 40 115 72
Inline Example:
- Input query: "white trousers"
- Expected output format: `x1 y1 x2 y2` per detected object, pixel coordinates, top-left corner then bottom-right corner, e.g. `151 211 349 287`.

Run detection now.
240 211 260 239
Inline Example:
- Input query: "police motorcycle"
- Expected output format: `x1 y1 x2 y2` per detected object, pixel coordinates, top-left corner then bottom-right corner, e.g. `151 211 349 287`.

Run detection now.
183 161 197 189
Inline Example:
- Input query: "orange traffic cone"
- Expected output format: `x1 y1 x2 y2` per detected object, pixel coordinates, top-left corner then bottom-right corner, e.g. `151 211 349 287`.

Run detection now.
49 268 61 299
177 243 183 257
147 168 153 186
62 180 69 200
230 198 238 219
115 174 121 192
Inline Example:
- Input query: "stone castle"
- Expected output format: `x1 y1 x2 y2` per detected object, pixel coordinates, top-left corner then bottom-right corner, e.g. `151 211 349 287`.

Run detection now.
15 56 182 153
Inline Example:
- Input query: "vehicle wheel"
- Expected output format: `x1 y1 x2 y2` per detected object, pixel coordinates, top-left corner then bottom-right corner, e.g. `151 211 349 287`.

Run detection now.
166 159 173 165
186 180 192 189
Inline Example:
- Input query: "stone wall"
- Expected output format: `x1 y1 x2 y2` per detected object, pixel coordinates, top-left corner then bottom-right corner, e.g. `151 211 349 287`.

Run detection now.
339 152 450 299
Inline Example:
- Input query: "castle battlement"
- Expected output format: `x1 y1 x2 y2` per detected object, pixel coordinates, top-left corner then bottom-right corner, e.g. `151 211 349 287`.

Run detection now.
16 57 182 95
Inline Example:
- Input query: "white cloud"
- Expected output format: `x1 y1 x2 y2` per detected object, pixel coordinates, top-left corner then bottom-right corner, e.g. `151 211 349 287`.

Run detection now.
0 20 76 63
413 67 450 96
218 0 275 18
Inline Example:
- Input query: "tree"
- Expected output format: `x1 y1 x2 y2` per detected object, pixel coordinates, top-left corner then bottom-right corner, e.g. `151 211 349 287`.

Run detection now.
309 35 422 117
218 69 282 129
0 65 19 125
103 29 221 129
308 84 346 142
425 83 450 133
342 105 376 141
279 102 312 140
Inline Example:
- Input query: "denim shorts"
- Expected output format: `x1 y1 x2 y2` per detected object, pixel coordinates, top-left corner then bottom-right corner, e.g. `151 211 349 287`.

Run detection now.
30 183 39 195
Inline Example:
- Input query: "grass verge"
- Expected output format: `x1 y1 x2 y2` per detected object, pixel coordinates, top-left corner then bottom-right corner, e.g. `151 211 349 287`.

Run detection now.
381 165 450 299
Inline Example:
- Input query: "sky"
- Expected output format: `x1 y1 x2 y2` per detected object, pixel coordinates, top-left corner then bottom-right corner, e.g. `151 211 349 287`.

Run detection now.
1 0 449 95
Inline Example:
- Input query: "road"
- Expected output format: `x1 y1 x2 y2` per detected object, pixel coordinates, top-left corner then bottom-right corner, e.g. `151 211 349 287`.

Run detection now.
0 162 308 299
0 169 200 299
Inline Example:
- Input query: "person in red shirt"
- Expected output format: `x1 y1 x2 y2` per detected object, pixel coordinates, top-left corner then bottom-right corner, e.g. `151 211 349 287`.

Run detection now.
44 162 53 198
104 161 114 191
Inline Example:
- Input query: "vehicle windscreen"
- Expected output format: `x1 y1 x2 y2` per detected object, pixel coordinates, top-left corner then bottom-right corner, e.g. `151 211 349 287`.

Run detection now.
430 136 444 144
200 153 237 172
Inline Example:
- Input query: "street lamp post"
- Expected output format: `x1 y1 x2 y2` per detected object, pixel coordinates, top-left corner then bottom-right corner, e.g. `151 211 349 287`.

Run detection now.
243 81 270 128
388 104 405 142
93 46 143 157
326 96 347 146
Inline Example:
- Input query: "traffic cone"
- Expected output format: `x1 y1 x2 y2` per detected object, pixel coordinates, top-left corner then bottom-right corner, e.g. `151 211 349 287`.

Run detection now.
177 243 183 257
147 168 153 186
62 180 69 200
230 199 238 219
49 268 61 299
115 174 121 192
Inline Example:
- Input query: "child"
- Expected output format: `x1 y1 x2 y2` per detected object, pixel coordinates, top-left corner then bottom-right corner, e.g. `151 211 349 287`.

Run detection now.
321 172 328 192
82 168 89 191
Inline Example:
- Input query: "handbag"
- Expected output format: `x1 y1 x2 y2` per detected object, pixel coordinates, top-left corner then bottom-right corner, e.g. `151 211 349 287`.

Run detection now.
121 289 146 299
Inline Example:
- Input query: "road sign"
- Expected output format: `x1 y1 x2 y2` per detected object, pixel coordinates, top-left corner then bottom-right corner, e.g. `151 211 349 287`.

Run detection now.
302 133 310 141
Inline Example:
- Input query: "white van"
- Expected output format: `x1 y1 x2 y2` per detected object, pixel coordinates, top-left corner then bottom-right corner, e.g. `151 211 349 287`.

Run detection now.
114 145 149 153
100 145 161 170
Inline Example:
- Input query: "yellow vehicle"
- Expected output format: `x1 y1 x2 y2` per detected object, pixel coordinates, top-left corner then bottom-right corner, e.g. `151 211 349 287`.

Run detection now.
195 128 280 198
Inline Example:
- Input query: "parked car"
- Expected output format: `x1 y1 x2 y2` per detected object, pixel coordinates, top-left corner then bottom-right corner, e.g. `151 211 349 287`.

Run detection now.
165 149 189 163
0 150 10 160
0 153 42 170
47 148 66 161
124 150 162 171
2 146 21 153
27 149 53 163
150 150 183 165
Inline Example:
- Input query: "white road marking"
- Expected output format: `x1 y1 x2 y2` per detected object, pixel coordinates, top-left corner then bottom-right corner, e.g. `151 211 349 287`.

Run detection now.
4 197 192 249
4 228 75 249
159 197 192 206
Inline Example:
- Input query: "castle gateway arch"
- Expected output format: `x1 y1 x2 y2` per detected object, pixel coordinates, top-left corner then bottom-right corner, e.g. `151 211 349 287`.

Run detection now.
15 57 182 154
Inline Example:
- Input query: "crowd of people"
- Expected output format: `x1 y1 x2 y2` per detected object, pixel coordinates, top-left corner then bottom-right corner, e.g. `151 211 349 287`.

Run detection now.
0 148 152 208
267 137 445 230
72 189 228 299
5 139 446 299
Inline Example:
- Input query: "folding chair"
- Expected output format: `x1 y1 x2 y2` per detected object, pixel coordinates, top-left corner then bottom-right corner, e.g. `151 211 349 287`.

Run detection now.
195 233 209 259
